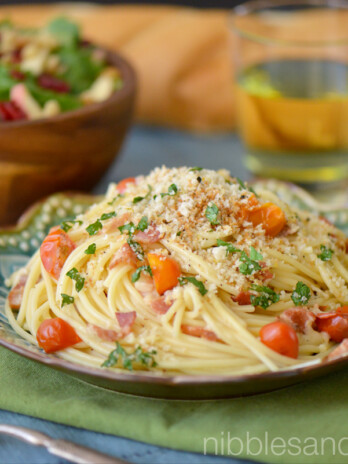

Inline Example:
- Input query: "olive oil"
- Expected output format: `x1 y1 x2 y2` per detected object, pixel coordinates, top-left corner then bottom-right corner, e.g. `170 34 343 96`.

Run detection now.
237 59 348 187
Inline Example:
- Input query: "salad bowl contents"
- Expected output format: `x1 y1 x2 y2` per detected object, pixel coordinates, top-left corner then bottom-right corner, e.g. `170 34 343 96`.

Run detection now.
0 18 136 226
0 18 123 121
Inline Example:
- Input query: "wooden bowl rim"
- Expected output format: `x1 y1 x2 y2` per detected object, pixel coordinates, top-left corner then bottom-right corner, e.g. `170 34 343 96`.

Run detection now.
0 48 137 128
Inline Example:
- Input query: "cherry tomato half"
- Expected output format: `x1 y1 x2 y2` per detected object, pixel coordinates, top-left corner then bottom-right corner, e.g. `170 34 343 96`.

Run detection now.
260 321 299 359
36 318 81 353
116 177 136 193
40 229 75 280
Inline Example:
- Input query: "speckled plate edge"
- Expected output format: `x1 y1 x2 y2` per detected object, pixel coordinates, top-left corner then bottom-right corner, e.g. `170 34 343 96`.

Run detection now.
1 185 348 400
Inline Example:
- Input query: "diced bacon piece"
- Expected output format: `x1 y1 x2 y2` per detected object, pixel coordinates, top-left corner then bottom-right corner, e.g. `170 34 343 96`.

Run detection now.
151 297 172 315
135 225 162 244
104 213 131 233
90 325 120 342
90 311 136 342
8 275 27 310
232 291 251 305
109 244 137 269
134 274 156 297
325 339 348 362
116 311 136 332
257 269 274 282
279 307 315 334
181 324 218 341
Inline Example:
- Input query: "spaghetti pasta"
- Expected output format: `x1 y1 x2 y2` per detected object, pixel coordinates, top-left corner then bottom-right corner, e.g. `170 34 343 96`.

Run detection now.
6 167 348 375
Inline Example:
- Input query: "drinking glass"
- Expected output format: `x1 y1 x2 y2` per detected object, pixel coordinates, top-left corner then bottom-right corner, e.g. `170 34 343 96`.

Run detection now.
231 0 348 190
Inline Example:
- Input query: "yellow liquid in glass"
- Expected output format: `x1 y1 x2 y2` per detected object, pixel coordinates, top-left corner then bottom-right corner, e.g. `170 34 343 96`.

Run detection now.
237 60 348 186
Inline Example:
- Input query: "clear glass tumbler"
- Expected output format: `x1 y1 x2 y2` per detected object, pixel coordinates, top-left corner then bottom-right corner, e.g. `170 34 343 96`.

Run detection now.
231 0 348 190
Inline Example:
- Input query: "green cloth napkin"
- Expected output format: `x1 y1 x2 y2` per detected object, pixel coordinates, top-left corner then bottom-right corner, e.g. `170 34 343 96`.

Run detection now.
1 346 348 464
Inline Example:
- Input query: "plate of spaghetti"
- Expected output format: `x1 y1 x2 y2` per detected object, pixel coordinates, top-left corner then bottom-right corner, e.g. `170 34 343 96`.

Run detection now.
2 167 348 399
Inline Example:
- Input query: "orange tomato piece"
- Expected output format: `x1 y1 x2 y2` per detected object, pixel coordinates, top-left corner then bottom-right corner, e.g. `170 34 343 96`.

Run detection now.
116 177 136 193
238 195 286 237
40 229 75 280
316 308 348 343
260 321 299 358
147 253 181 295
36 318 81 353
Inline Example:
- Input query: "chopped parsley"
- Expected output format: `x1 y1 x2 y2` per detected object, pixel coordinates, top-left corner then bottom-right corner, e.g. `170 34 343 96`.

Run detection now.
127 237 144 260
61 293 74 307
100 211 116 221
291 281 311 306
239 247 263 275
179 276 208 296
317 244 334 262
216 239 241 256
205 203 220 226
86 219 102 236
66 268 85 292
131 265 153 283
249 284 279 309
107 194 123 206
132 184 153 204
189 167 203 172
118 222 136 236
61 219 82 232
236 177 258 197
84 243 96 255
137 216 149 232
102 342 157 370
161 183 178 198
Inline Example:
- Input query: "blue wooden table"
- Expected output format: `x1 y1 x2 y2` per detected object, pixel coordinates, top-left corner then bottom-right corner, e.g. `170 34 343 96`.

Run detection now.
0 126 253 464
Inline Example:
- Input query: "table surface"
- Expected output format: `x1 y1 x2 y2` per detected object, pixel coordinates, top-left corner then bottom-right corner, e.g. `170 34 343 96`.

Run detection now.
0 126 253 464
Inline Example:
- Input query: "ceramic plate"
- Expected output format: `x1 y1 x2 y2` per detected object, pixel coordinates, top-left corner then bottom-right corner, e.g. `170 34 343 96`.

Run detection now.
1 185 348 400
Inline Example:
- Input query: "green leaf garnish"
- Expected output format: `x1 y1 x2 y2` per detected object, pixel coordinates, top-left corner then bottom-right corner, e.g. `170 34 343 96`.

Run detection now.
205 203 220 226
216 240 241 255
61 293 74 307
179 276 208 296
131 265 153 283
86 219 102 236
102 342 157 370
127 238 144 260
118 222 135 236
61 220 82 232
132 185 152 204
317 245 334 262
66 268 85 292
291 281 311 306
137 216 149 232
107 194 123 206
160 184 178 198
84 243 96 255
250 246 263 261
239 247 262 275
100 211 116 221
236 178 259 197
133 196 144 204
189 167 203 172
249 284 279 309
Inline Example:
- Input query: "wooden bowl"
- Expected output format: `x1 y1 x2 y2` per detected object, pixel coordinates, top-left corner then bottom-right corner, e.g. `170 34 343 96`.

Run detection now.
0 50 136 226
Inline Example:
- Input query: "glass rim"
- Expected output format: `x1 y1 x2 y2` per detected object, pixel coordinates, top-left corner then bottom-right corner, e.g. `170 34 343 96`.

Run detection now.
230 0 348 48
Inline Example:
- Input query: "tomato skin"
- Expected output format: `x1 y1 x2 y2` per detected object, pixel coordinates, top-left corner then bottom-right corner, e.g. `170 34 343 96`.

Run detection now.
260 321 299 359
237 195 286 237
36 318 81 353
40 229 75 280
316 308 348 343
147 253 181 295
116 177 136 193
